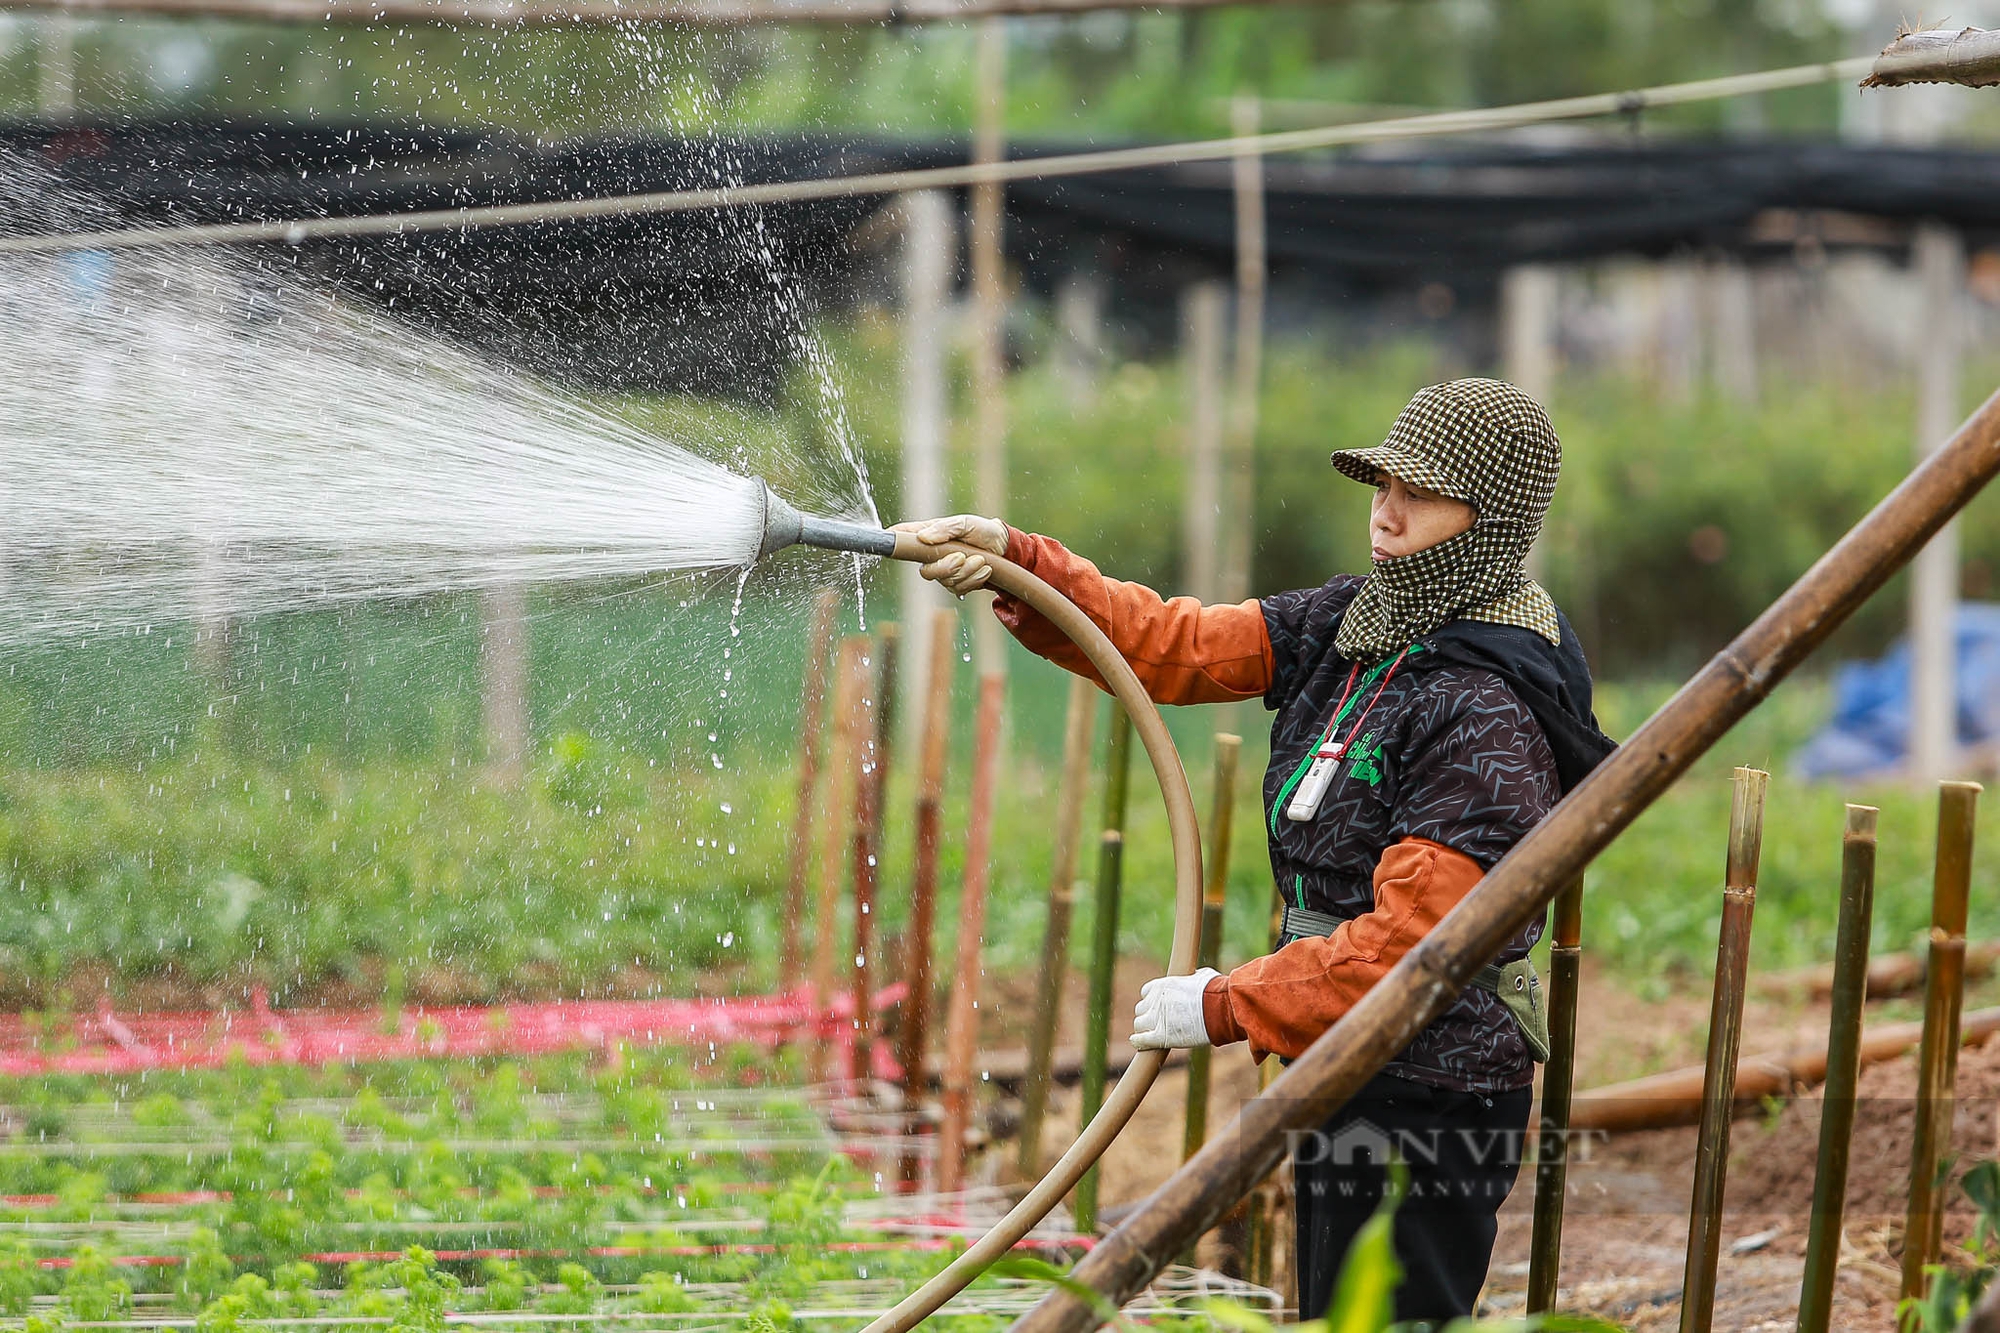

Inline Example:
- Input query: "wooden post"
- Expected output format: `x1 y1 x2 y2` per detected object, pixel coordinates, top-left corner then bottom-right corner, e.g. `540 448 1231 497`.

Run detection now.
1074 709 1133 1234
938 672 1005 1195
809 636 867 1083
849 638 884 1085
1501 265 1559 404
898 190 954 750
781 589 840 984
1017 674 1099 1178
898 609 956 1183
1679 766 1769 1333
1902 780 1982 1300
480 583 530 787
1220 94 1264 605
1909 224 1964 786
1179 281 1228 604
1797 804 1878 1333
1525 876 1585 1315
1183 733 1241 1162
1054 271 1105 408
968 17 1009 681
1705 255 1758 405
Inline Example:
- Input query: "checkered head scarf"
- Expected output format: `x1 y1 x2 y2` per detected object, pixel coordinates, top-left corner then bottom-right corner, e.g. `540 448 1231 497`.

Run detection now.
1329 378 1562 663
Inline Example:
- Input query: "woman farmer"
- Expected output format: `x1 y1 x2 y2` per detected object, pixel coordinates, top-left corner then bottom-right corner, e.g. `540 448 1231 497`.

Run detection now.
900 378 1615 1324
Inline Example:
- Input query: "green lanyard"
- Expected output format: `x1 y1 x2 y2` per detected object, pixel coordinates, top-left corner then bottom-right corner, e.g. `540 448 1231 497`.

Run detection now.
1269 648 1412 839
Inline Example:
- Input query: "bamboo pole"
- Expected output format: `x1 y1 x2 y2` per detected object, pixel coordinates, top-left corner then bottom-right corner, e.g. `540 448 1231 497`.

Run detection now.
1525 876 1585 1315
1865 25 2000 89
899 609 957 1185
938 672 1006 1196
1219 94 1263 606
1798 804 1879 1333
0 0 1263 27
782 589 840 985
1183 733 1241 1162
1017 675 1099 1178
1570 1007 2000 1135
969 17 1009 682
1242 859 1290 1290
873 622 900 803
809 636 866 1083
1073 709 1133 1234
1679 766 1769 1333
1902 780 1983 1300
849 639 884 1084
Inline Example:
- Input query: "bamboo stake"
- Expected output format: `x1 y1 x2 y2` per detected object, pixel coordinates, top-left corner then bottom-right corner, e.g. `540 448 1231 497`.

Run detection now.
1525 876 1585 1315
1242 863 1290 1290
938 673 1006 1196
1017 675 1099 1178
873 622 901 804
1798 804 1878 1333
849 640 884 1084
1183 733 1241 1162
1679 766 1769 1333
1074 709 1133 1234
781 589 840 984
968 17 1009 682
809 636 867 1083
1902 780 1983 1300
898 609 956 1185
1005 386 2000 1333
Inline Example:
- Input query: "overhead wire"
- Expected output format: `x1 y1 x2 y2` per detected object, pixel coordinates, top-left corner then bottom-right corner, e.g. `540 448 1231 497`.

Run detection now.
0 55 1874 256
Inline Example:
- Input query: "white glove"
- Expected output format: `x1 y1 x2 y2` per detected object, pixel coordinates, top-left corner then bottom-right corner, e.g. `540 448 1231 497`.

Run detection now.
889 514 1008 597
1129 968 1221 1051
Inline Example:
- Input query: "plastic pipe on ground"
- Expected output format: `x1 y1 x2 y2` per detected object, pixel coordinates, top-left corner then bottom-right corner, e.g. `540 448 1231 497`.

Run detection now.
1902 781 1983 1300
1525 876 1584 1315
1797 804 1878 1333
1679 767 1768 1333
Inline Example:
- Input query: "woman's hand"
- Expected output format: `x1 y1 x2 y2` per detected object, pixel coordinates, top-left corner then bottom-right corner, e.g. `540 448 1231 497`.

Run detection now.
1129 968 1219 1050
890 514 1008 597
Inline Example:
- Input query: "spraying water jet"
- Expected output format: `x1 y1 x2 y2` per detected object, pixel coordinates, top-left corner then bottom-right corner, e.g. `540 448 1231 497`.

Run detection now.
753 475 1203 1332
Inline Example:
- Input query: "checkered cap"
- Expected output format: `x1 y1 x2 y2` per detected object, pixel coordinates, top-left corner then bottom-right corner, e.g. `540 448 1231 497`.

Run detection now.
1332 379 1563 662
1330 379 1561 537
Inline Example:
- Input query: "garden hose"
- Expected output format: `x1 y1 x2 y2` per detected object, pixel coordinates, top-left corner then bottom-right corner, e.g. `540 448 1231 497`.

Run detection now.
756 484 1204 1331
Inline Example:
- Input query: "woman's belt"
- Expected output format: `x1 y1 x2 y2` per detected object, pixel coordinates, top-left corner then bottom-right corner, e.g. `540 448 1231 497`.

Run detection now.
1277 904 1550 1062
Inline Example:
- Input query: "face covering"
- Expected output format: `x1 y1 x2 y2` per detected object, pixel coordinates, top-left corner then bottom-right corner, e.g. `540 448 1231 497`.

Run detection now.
1329 378 1562 664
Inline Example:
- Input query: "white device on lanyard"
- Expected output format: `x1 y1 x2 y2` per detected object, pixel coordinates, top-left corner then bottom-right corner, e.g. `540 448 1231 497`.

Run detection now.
1284 740 1346 822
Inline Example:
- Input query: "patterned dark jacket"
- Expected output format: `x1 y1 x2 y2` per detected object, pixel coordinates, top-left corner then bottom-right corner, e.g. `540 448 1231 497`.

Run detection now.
1261 575 1610 1093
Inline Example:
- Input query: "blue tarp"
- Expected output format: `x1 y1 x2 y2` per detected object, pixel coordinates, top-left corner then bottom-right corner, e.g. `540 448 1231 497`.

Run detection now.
1795 603 2000 780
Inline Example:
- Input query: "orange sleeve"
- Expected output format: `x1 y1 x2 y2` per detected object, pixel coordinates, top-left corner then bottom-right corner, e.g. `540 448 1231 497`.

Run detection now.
990 526 1273 707
1200 838 1485 1060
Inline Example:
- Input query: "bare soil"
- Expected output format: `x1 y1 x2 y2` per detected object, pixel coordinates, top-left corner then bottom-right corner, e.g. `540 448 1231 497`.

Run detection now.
996 954 2000 1327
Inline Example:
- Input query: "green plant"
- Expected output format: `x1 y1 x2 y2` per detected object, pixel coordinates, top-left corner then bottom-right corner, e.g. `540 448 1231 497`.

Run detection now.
478 1260 530 1312
177 1227 236 1309
636 1270 700 1315
0 1240 45 1316
1898 1160 2000 1332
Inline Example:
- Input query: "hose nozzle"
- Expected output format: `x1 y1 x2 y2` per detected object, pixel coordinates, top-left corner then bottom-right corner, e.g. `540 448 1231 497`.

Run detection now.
755 480 898 561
